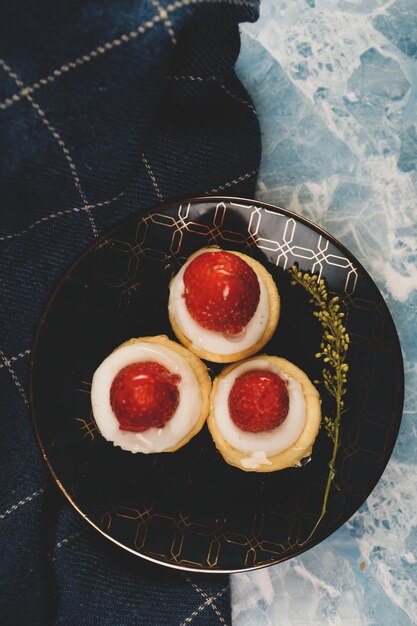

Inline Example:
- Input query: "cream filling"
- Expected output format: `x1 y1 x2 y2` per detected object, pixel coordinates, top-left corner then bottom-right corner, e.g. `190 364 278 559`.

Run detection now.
240 451 273 469
214 359 306 460
91 342 202 453
168 249 270 355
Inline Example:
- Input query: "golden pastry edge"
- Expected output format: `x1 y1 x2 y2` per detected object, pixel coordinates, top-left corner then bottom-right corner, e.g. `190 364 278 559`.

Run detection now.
207 355 322 472
168 248 280 363
113 335 211 452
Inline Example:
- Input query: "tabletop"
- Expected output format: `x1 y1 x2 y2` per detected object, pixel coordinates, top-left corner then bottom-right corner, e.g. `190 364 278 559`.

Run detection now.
233 1 417 624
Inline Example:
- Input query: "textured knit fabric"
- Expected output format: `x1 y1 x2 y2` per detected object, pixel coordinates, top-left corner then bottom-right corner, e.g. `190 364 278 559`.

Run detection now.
0 0 260 624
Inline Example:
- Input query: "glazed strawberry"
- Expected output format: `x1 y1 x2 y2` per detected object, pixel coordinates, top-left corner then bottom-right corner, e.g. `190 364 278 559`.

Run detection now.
183 251 260 334
110 362 180 432
228 370 289 432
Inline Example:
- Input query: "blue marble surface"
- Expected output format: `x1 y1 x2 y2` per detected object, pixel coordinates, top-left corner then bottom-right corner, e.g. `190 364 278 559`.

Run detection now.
233 1 417 624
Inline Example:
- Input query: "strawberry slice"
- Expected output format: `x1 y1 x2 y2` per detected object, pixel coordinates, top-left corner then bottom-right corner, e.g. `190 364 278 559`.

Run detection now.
228 369 289 432
110 362 180 432
183 251 260 335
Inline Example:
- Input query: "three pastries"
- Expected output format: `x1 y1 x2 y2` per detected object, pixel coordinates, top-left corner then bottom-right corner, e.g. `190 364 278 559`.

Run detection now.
91 247 321 471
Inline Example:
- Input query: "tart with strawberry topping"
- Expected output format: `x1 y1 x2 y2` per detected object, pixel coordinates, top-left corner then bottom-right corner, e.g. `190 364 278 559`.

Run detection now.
208 356 321 471
168 248 280 363
91 336 211 453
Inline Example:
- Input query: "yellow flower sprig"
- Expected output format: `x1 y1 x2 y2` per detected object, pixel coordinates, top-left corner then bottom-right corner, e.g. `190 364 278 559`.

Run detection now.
289 266 350 539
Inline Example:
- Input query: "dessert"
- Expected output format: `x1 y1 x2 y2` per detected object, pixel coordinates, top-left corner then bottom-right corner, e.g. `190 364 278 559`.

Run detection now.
208 356 321 471
168 247 280 363
91 335 211 453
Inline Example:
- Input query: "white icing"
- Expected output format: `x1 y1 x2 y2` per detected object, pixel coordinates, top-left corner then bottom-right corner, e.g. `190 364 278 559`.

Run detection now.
213 359 306 458
168 249 270 355
241 451 273 469
91 342 202 453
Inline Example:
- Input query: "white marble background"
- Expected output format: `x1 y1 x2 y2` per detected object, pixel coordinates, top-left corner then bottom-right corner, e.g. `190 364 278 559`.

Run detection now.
233 0 417 624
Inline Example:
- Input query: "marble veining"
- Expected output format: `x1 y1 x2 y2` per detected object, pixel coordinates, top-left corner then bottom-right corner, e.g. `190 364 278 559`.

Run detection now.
233 0 417 623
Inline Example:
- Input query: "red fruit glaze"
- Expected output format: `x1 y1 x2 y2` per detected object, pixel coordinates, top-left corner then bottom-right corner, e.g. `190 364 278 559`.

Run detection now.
183 251 260 334
110 362 180 432
228 369 289 433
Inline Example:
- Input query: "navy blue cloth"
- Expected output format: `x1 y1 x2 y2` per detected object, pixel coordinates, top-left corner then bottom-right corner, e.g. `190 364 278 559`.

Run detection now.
0 0 260 623
0 0 260 626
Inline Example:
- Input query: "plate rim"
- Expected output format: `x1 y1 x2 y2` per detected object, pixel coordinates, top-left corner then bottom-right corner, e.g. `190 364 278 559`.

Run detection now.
29 195 405 574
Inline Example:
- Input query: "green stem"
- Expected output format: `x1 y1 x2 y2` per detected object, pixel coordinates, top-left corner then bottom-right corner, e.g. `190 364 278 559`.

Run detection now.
320 402 341 517
289 268 349 545
298 388 342 546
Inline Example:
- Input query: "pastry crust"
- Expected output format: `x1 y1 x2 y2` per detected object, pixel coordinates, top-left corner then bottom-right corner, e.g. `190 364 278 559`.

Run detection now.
208 355 321 472
168 248 280 363
111 335 211 452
